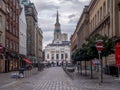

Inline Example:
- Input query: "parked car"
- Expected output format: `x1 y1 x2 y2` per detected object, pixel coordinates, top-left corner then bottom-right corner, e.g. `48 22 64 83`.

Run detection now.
66 63 75 72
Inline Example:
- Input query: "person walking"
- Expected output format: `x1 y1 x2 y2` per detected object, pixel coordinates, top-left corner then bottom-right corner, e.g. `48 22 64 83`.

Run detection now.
19 67 25 78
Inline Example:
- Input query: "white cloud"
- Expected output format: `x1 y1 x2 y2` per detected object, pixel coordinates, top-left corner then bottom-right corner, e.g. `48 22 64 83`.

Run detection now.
30 0 90 49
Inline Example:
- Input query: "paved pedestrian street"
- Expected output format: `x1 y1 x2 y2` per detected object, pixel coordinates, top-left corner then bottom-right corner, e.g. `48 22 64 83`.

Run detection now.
1 67 79 90
1 67 120 90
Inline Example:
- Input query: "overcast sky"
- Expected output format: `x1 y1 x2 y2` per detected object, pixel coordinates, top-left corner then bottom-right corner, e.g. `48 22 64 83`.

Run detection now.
30 0 90 49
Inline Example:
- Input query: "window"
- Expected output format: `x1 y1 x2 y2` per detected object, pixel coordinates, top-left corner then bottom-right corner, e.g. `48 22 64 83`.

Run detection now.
56 54 59 59
16 1 19 10
93 17 94 28
95 15 96 26
15 42 17 51
6 4 10 14
13 27 15 35
108 24 110 37
13 0 15 6
107 0 110 13
13 41 14 51
6 21 9 31
15 29 17 36
100 7 102 20
15 43 19 52
97 11 99 22
13 12 15 21
10 24 12 33
65 53 68 59
51 54 54 59
10 8 12 17
103 2 106 17
47 54 49 59
12 41 14 50
91 20 93 30
10 40 12 49
5 39 8 48
17 43 19 52
61 54 64 59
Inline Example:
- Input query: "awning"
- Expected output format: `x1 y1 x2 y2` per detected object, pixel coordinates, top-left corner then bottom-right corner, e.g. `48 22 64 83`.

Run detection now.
0 45 3 52
23 58 32 64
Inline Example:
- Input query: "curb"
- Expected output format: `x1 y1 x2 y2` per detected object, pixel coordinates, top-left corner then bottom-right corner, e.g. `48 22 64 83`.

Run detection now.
62 67 74 80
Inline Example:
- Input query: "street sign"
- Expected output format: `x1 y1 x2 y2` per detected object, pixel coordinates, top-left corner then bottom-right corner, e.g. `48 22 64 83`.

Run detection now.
95 40 103 85
96 42 103 51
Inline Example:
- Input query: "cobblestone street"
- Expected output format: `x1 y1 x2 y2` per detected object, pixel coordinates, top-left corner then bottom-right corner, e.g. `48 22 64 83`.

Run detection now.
0 67 79 90
1 67 120 90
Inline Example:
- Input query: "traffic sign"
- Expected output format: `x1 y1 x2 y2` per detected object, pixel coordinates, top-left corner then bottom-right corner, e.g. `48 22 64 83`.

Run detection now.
96 41 103 51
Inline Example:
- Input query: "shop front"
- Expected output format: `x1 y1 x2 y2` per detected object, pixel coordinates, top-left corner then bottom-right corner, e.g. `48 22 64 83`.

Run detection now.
5 52 20 72
0 54 5 73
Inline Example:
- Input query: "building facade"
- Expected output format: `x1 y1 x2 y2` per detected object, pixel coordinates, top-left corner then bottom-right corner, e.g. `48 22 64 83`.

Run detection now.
22 0 38 61
36 26 43 62
61 33 68 41
88 0 120 65
45 44 70 64
5 0 20 72
25 2 37 57
19 3 27 56
0 0 6 72
70 6 89 67
0 0 40 73
45 11 70 65
71 0 120 68
70 31 77 53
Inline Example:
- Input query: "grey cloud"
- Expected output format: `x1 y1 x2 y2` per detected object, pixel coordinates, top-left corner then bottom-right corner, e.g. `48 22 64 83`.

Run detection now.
30 0 90 48
68 14 76 19
52 13 61 18
35 2 59 12
69 18 78 23
43 31 53 41
60 0 87 5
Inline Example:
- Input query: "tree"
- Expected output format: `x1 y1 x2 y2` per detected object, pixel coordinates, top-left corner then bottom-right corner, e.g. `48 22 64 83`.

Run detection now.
71 34 115 79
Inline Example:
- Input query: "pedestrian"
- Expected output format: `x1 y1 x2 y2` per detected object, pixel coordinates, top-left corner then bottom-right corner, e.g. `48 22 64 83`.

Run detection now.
19 67 25 78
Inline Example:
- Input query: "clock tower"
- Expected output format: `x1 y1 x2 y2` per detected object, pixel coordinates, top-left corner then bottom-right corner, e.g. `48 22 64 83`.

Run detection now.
53 10 61 44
